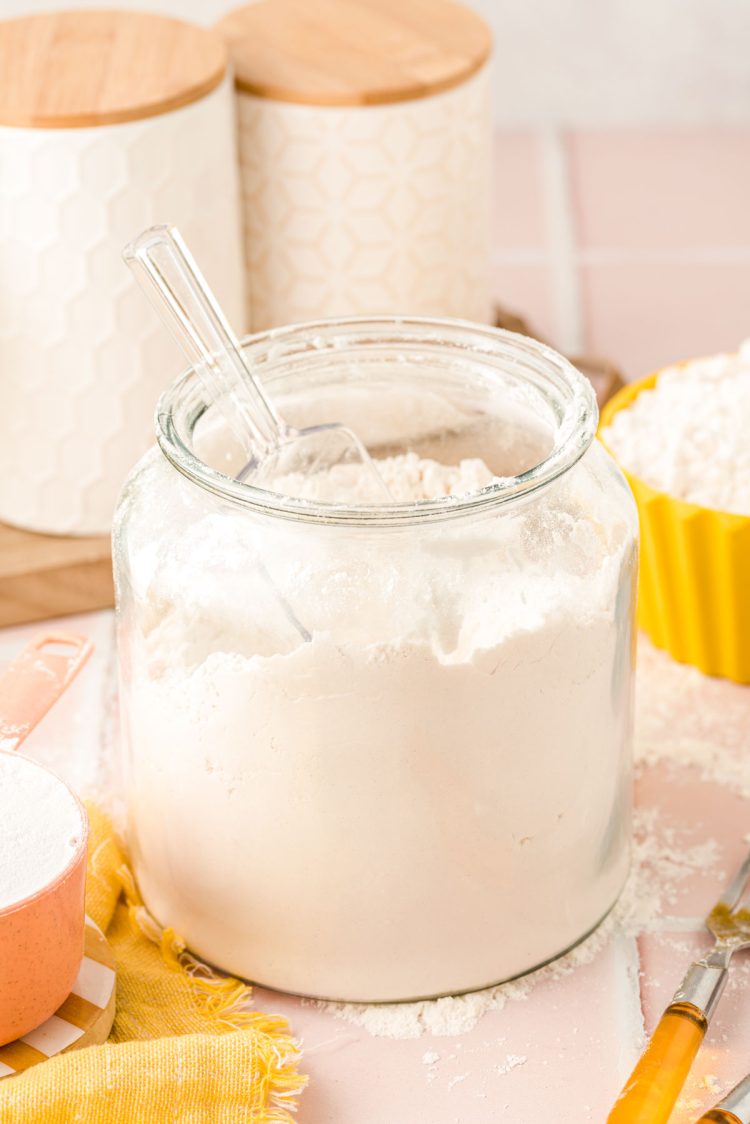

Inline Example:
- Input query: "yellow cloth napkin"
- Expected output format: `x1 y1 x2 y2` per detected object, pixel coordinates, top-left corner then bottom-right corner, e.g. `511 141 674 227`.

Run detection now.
0 804 307 1123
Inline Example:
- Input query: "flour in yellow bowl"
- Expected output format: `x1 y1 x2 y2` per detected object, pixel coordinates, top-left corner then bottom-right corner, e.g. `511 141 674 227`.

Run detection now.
599 349 750 683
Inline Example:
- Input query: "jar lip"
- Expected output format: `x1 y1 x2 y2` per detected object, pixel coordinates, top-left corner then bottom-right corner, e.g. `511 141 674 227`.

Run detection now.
156 316 598 526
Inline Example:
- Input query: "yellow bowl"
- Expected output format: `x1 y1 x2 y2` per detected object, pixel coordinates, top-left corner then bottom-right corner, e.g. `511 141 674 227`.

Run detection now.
599 364 750 683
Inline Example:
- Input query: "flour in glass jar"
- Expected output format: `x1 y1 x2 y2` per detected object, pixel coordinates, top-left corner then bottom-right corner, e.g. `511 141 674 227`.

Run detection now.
120 422 635 1008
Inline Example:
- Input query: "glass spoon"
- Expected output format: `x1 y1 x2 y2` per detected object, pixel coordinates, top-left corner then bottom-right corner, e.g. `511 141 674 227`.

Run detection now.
123 224 390 503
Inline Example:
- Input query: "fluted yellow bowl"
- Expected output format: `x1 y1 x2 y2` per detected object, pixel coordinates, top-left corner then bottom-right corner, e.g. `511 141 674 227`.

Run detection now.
599 365 750 683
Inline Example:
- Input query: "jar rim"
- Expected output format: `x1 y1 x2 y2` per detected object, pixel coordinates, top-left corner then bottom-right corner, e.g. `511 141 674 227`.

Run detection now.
156 316 598 526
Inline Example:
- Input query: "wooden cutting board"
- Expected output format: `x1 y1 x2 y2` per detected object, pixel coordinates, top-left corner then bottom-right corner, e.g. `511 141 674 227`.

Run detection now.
0 523 113 628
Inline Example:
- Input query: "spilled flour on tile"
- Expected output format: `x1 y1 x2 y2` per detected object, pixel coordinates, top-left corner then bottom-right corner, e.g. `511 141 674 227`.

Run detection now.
447 1074 468 1091
635 639 750 797
494 1055 527 1076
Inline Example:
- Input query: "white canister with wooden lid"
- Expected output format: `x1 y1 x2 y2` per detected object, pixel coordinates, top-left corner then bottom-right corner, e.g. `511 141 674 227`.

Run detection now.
0 12 246 535
217 0 492 331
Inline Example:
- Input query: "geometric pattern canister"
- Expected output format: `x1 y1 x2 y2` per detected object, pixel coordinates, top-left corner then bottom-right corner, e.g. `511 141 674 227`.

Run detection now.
219 0 493 332
236 65 491 330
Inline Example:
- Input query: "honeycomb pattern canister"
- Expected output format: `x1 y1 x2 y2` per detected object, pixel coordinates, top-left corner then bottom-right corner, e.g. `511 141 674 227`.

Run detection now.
218 0 492 331
0 12 246 535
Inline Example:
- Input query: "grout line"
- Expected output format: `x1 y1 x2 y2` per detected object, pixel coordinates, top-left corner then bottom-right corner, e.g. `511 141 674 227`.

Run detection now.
651 916 709 932
492 248 750 267
539 128 585 353
613 929 646 1079
579 247 750 265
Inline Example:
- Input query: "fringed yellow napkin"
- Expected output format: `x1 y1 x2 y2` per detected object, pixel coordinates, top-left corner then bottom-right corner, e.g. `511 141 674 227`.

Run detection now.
0 804 306 1123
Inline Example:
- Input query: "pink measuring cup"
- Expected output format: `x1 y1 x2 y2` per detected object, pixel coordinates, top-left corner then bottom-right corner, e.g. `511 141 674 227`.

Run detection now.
0 633 93 1047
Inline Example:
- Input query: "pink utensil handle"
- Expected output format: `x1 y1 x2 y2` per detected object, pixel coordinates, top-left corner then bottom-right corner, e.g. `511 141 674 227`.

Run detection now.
0 632 94 751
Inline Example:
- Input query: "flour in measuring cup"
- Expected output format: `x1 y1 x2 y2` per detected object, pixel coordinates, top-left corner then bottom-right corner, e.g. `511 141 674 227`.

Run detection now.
0 754 85 909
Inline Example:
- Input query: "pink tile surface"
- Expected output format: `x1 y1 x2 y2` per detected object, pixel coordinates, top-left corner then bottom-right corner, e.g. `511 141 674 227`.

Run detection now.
490 263 557 342
256 934 635 1124
492 132 546 250
569 128 750 250
636 764 747 919
486 127 750 380
579 259 750 379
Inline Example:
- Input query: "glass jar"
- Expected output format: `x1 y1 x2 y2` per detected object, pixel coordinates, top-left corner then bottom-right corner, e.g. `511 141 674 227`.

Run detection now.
114 318 638 1003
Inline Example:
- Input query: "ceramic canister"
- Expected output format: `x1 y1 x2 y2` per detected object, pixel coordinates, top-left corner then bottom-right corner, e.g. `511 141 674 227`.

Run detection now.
218 0 493 331
0 11 246 535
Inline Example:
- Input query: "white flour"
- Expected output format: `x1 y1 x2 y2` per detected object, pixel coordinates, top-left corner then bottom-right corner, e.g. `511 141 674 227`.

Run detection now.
602 342 750 513
266 451 497 503
0 754 85 909
121 446 634 1003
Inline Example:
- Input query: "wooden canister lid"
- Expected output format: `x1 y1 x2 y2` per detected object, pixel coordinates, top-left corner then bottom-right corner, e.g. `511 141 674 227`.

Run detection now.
0 10 227 128
218 0 492 107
